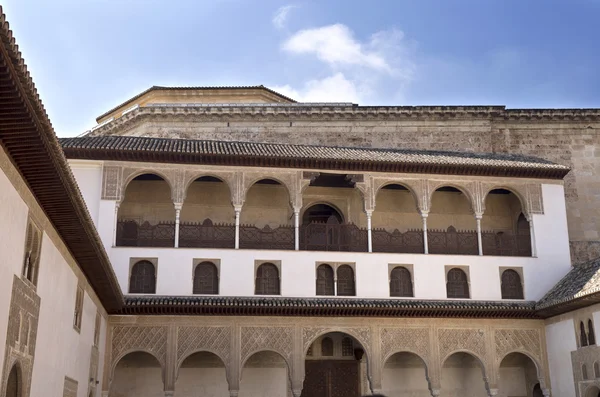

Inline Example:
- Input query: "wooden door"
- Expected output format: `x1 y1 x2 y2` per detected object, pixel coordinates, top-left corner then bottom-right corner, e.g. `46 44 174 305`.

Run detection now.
301 360 360 397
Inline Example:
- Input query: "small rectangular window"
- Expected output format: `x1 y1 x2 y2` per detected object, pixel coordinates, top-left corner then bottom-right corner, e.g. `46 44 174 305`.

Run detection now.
22 217 42 286
74 285 84 332
93 312 101 346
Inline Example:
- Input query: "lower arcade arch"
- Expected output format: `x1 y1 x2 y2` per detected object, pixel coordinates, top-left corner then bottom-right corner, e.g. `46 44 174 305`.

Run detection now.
110 351 164 397
381 351 431 397
441 351 488 396
302 332 369 397
175 351 229 396
498 352 542 397
240 350 291 397
586 385 600 397
6 363 21 397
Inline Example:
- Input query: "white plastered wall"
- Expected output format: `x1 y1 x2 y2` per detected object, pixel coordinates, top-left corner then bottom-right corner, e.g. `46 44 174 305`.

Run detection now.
69 160 103 228
545 319 578 397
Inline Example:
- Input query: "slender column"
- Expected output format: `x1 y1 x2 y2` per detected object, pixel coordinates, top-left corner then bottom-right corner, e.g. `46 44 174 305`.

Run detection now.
112 202 120 247
528 215 537 257
366 210 373 253
234 206 242 249
475 213 483 256
421 211 429 254
542 388 550 397
174 203 182 248
294 208 300 251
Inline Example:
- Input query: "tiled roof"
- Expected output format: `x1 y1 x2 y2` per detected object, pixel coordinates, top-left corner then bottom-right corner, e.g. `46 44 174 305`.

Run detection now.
59 136 570 179
536 257 600 316
96 85 297 121
120 295 539 318
0 7 123 312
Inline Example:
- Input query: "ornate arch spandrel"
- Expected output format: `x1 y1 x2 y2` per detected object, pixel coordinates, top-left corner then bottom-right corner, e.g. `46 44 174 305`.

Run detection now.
239 326 294 374
494 328 543 374
380 327 431 370
110 325 168 381
302 326 372 362
240 171 297 210
437 328 489 376
372 178 422 213
180 170 236 205
427 180 479 215
480 182 544 216
176 326 231 372
119 167 178 204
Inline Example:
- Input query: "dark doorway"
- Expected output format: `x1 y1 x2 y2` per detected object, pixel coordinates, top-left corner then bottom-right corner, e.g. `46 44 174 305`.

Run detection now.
533 383 543 397
301 360 360 397
7 365 20 397
302 204 343 224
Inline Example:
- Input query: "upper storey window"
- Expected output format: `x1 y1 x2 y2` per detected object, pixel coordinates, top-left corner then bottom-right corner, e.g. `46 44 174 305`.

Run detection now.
255 263 280 295
500 269 524 299
129 260 156 294
316 264 335 296
193 261 219 295
446 268 470 299
22 218 42 286
336 265 355 296
390 266 413 297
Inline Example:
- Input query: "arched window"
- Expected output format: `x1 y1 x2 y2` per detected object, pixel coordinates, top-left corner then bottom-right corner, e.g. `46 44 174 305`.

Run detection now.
583 364 589 380
594 362 600 379
336 265 355 296
255 263 280 295
390 266 413 297
501 269 524 299
129 260 156 294
446 268 469 299
342 337 354 356
22 220 42 286
589 319 596 345
321 337 334 356
316 264 334 296
193 262 219 295
581 321 589 347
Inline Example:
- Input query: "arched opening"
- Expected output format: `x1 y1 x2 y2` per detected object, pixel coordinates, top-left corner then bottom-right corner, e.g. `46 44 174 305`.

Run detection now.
390 266 414 297
498 353 540 397
482 189 531 256
110 352 163 397
6 364 20 397
336 265 356 296
129 260 156 294
533 383 543 397
501 269 524 299
382 352 430 397
117 173 175 247
594 361 600 378
581 321 589 347
301 203 366 251
586 385 600 397
583 364 589 380
241 351 290 397
316 264 335 296
239 179 294 250
428 186 477 255
255 263 280 295
179 176 235 248
446 268 470 299
373 184 423 253
441 352 487 396
303 332 368 397
589 319 596 345
176 351 228 396
301 173 368 252
193 261 219 295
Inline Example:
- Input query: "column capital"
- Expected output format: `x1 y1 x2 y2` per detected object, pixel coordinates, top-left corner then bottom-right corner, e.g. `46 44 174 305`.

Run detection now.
474 211 484 219
173 202 183 211
420 210 429 218
292 389 303 397
488 388 499 396
233 205 242 212
365 209 373 217
430 389 441 396
164 391 175 397
229 390 239 397
542 389 551 397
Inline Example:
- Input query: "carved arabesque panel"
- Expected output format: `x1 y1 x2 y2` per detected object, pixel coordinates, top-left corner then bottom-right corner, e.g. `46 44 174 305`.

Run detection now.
438 328 487 364
494 328 542 367
241 171 297 208
101 166 122 200
302 327 371 356
241 326 294 366
526 183 544 215
177 326 231 366
111 326 167 368
380 327 431 367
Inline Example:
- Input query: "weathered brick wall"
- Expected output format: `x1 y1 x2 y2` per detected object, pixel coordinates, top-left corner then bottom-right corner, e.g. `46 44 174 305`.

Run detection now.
96 111 600 265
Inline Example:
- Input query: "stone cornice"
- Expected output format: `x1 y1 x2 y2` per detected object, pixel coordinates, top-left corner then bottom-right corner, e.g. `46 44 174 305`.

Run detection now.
86 104 600 137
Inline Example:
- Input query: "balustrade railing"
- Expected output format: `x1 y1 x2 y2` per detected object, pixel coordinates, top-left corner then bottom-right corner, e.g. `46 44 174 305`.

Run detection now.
116 220 175 247
372 228 424 254
300 222 368 252
116 219 532 256
428 226 479 256
179 219 235 248
239 224 295 250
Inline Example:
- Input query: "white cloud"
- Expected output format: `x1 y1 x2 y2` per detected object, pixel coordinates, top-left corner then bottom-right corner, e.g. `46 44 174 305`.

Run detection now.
272 73 360 103
276 23 415 104
283 24 394 72
272 5 297 29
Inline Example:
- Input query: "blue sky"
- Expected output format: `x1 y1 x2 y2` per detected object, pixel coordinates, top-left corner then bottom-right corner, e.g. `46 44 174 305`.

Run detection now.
2 0 600 136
